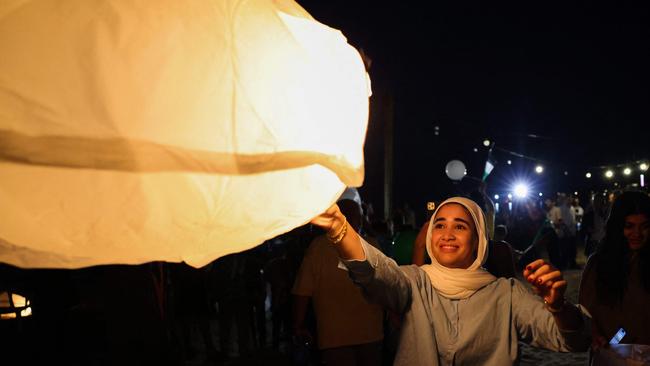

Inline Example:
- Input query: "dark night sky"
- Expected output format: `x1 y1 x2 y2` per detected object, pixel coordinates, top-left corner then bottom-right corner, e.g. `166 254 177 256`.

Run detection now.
298 1 650 216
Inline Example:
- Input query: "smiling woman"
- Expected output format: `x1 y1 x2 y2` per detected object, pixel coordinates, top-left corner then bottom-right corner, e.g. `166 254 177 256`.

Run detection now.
309 196 589 365
579 191 650 347
429 203 478 269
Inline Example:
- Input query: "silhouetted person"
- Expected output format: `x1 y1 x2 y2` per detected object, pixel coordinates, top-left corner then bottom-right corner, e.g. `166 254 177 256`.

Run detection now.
293 188 384 366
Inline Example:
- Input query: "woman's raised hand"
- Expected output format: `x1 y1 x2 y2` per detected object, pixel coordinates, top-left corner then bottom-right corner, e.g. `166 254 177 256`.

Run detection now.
523 259 567 310
311 203 364 260
310 203 345 236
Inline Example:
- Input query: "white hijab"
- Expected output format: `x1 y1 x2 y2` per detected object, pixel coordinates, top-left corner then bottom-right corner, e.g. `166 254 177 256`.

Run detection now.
421 197 496 299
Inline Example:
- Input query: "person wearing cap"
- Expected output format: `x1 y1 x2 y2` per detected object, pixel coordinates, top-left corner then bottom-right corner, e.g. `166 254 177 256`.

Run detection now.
292 188 384 365
310 196 589 365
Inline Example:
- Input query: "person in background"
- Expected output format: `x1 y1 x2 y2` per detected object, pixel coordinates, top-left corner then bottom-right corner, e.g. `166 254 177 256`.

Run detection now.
549 193 578 269
579 191 650 348
582 192 609 257
292 188 384 366
486 225 518 278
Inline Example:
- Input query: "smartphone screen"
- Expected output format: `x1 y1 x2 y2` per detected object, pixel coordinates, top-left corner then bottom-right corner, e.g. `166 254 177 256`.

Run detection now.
609 328 626 345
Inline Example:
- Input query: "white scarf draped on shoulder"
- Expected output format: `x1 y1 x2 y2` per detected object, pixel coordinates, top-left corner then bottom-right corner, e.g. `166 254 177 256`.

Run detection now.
420 197 497 299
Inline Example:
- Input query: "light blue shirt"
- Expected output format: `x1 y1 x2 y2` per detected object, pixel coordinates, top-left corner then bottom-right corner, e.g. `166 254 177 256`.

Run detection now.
341 239 589 365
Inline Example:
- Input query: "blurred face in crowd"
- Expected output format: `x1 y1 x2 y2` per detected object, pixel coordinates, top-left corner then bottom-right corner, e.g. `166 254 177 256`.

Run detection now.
623 214 649 251
430 203 478 269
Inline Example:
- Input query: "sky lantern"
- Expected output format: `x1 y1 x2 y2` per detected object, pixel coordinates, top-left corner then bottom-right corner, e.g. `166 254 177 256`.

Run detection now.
0 0 370 268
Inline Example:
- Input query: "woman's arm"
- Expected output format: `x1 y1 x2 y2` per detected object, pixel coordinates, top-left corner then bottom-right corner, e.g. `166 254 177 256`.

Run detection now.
311 203 412 313
310 203 364 260
513 259 589 352
524 259 583 331
578 255 608 350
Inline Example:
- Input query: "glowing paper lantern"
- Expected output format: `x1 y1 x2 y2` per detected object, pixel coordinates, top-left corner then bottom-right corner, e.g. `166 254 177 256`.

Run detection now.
0 292 32 320
445 160 467 181
0 0 370 268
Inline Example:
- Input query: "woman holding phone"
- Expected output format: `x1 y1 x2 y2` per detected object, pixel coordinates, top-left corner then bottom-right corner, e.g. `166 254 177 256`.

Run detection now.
579 191 650 348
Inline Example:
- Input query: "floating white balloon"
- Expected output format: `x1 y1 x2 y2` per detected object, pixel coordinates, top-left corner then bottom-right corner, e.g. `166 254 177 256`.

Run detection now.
445 160 467 181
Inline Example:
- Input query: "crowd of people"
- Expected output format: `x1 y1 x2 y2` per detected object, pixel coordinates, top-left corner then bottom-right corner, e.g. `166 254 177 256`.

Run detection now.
1 183 648 365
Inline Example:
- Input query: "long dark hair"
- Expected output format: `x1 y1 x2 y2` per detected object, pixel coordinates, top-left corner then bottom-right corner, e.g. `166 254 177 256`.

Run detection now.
595 191 650 305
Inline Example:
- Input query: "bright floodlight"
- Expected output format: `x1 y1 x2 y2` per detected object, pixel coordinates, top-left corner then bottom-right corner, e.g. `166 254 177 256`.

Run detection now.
585 172 592 178
641 163 649 171
605 170 614 178
535 165 544 174
494 194 500 200
483 139 490 147
507 160 512 165
539 192 543 197
507 193 513 199
514 183 528 198
623 167 632 175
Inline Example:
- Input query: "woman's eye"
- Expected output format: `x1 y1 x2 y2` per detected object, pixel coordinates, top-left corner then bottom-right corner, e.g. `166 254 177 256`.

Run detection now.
456 225 466 230
434 224 445 229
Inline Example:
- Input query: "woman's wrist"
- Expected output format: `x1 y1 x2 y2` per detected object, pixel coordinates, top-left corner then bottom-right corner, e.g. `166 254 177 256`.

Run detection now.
326 213 348 244
544 298 566 313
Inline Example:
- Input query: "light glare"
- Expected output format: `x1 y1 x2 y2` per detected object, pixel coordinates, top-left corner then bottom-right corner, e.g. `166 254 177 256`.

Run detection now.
514 183 528 198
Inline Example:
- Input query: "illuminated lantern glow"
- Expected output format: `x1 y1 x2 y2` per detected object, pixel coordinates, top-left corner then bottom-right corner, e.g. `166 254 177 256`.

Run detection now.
0 0 370 268
0 292 32 320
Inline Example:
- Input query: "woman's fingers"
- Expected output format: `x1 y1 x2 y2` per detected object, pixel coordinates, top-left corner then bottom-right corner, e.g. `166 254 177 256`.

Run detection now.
523 259 546 277
525 263 551 283
309 203 341 229
545 280 567 305
536 270 563 287
524 259 566 303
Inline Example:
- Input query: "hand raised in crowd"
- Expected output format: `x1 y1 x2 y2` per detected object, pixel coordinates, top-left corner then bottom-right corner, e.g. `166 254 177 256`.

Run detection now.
310 203 345 236
523 259 567 310
310 203 364 260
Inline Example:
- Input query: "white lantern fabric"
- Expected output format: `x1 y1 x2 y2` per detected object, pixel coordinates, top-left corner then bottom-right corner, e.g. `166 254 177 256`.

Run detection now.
0 0 370 268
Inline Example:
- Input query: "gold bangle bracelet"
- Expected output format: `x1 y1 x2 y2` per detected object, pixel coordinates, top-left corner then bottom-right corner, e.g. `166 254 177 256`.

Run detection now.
330 222 348 244
327 217 348 244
